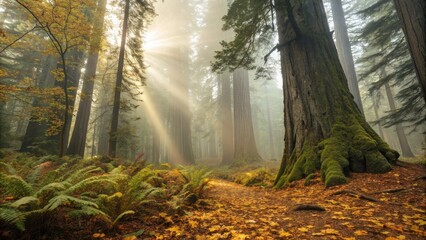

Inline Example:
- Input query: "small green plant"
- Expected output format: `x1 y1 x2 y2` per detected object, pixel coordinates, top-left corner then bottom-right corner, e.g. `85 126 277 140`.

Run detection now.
177 166 212 204
0 165 124 231
95 167 163 228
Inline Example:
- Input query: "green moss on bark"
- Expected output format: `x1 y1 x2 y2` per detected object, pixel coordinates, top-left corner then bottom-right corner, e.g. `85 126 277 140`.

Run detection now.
275 117 399 188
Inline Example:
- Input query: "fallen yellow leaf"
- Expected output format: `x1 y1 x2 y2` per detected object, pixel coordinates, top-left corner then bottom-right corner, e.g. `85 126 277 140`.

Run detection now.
278 230 292 237
354 230 368 236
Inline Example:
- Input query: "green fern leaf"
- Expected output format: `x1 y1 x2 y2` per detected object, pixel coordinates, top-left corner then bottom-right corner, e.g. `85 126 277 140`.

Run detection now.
10 196 39 209
44 194 99 211
112 210 135 226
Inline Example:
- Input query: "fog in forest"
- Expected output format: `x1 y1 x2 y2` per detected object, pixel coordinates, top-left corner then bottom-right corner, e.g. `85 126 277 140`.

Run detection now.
1 0 425 239
0 0 424 164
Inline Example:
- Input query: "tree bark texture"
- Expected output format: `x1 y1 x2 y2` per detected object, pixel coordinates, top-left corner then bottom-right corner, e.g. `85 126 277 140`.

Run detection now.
220 72 234 164
330 0 364 114
109 0 130 158
232 69 261 163
67 0 107 156
392 0 426 103
273 0 398 187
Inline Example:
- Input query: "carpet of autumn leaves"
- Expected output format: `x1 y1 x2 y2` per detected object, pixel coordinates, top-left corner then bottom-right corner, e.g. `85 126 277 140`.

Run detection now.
103 162 425 240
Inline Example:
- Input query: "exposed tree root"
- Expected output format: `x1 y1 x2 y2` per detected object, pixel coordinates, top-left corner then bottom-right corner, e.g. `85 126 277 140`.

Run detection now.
293 204 326 211
331 190 380 202
373 188 407 194
414 176 426 181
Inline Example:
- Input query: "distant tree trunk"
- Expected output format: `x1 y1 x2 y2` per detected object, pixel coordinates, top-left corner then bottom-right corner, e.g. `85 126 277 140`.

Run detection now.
384 83 415 157
152 131 160 164
109 0 130 157
58 48 84 150
168 46 194 165
372 96 385 140
330 0 364 113
208 125 217 158
232 69 261 163
273 0 398 187
265 90 276 160
20 55 58 153
220 72 234 165
67 0 107 156
392 0 426 102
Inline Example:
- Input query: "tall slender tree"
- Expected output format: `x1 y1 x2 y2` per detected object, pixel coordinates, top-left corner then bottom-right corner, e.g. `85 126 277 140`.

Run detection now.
67 0 107 156
108 0 130 157
330 0 363 113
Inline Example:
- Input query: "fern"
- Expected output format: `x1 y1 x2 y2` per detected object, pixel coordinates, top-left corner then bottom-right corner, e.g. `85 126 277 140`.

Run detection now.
44 194 99 211
112 210 135 226
0 173 33 198
64 166 103 184
69 205 109 221
0 162 16 175
0 206 26 231
10 196 39 209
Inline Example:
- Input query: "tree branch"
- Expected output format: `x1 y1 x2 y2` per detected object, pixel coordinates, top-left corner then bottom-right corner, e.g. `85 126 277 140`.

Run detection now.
0 25 38 54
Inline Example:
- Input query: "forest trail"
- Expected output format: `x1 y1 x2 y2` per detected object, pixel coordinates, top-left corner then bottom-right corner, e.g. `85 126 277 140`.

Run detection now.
151 163 426 240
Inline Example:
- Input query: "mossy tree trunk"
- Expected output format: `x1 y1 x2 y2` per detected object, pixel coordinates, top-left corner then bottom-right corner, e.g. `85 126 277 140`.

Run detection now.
273 0 399 188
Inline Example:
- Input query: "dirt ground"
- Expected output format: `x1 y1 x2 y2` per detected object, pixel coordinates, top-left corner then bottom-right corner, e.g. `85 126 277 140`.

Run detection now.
4 162 425 240
105 162 425 240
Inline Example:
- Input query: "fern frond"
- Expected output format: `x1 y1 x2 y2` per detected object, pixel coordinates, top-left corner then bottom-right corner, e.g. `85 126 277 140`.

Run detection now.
0 173 33 198
65 166 103 184
0 162 16 175
11 196 39 209
43 194 99 211
69 206 110 221
0 206 26 231
112 210 135 226
35 182 67 197
64 174 127 195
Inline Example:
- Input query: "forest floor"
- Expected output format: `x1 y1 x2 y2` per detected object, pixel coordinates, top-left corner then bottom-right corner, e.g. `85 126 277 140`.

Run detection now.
103 161 426 240
2 160 425 240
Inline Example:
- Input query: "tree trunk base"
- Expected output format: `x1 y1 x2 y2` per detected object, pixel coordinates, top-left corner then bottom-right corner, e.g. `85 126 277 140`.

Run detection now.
275 117 399 188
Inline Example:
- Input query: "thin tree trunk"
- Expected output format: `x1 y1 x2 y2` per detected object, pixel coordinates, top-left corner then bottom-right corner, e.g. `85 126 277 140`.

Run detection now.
220 72 234 164
372 96 385 140
232 69 260 163
392 0 426 102
67 0 107 156
330 0 364 113
109 0 130 157
265 89 276 160
384 83 415 157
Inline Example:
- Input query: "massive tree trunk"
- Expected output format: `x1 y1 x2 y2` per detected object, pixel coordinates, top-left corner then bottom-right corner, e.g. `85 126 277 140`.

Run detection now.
220 72 234 164
274 0 398 187
232 69 261 163
392 0 426 102
67 0 107 156
330 0 364 113
384 83 415 157
109 0 130 157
